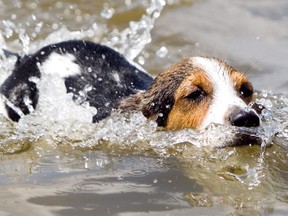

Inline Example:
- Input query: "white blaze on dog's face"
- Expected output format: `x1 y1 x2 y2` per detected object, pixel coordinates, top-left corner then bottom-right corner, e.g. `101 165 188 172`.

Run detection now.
165 57 259 130
192 57 252 128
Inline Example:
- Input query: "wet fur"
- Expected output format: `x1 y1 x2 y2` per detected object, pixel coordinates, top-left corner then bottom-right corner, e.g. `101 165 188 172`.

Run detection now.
118 58 256 129
118 58 193 127
1 40 153 122
1 40 259 133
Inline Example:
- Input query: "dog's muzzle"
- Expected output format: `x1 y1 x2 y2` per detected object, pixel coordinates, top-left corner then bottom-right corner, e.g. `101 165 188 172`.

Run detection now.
228 106 260 128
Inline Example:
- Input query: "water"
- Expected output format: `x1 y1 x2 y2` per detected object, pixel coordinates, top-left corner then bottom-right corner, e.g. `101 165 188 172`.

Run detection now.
0 0 288 215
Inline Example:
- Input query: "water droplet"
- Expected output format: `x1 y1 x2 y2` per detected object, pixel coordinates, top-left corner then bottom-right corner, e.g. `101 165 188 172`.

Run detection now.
87 67 92 73
35 22 43 33
101 4 115 19
32 14 37 21
125 0 131 6
2 20 15 38
11 14 17 20
137 56 145 65
117 174 124 181
52 23 59 30
261 89 268 98
156 46 168 58
84 84 93 93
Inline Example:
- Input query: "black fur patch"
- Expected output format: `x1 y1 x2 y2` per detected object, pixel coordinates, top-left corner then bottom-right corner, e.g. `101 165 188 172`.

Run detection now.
1 40 153 122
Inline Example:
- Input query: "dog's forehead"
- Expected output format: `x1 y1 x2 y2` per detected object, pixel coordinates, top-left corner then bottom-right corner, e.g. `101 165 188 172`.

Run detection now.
189 57 239 93
190 57 232 83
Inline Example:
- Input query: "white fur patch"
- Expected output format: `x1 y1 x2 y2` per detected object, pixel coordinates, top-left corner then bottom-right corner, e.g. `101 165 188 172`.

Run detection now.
38 52 81 78
192 57 248 128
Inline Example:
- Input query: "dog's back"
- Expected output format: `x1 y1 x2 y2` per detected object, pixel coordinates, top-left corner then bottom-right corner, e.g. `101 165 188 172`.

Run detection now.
0 40 153 122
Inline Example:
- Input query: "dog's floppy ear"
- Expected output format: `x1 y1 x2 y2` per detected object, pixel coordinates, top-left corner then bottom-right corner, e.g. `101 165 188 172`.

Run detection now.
140 84 175 127
119 70 186 127
141 60 193 127
117 82 176 127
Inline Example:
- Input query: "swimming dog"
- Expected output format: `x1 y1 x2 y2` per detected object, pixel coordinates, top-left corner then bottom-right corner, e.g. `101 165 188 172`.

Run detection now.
0 40 260 132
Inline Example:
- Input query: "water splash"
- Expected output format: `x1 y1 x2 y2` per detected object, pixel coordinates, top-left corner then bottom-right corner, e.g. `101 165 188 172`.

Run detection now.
237 91 288 189
103 0 166 60
0 87 285 157
1 0 166 64
8 99 284 156
1 20 31 55
0 0 287 167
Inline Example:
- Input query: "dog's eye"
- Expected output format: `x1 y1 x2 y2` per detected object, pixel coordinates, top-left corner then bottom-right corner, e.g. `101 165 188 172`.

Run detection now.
185 87 206 102
239 82 253 98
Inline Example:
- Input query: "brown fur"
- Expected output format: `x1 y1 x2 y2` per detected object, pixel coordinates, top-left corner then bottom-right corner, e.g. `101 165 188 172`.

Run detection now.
166 70 213 129
117 57 253 130
118 58 194 127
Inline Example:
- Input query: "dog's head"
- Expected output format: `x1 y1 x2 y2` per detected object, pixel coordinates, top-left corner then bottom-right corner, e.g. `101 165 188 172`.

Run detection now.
119 57 260 132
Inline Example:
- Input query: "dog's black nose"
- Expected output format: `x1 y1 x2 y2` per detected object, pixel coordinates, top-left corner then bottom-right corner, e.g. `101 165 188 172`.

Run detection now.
229 109 260 127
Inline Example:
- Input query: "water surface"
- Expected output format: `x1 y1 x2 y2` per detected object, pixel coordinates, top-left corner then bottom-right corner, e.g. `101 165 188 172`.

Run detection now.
0 0 288 215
